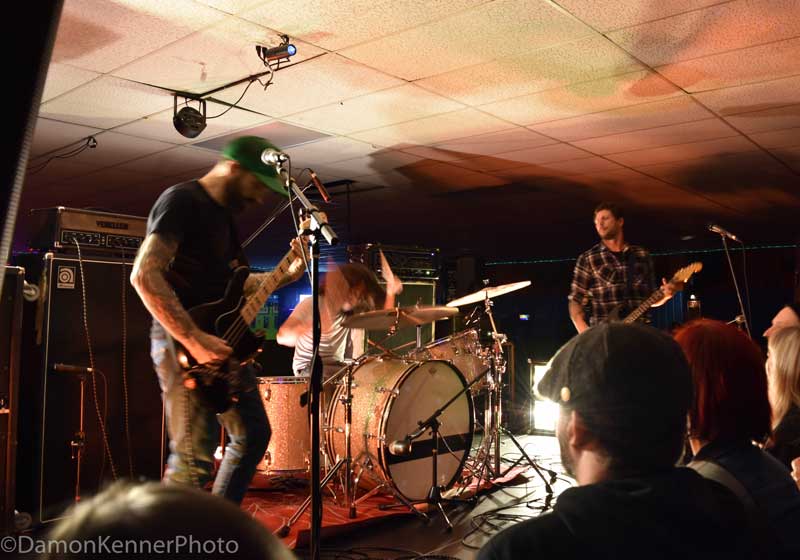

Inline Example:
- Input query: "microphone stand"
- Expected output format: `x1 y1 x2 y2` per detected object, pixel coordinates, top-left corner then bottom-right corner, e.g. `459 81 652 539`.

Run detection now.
281 166 337 560
716 233 751 337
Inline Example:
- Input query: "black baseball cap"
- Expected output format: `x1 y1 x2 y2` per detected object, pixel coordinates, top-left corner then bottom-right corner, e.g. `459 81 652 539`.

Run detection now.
538 323 692 417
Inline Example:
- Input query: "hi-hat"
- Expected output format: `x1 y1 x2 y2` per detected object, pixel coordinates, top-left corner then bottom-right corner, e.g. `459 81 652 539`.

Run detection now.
342 305 458 330
446 280 531 307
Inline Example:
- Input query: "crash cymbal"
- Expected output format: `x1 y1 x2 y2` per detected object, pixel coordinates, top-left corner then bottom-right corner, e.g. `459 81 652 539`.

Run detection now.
342 305 458 330
446 280 531 307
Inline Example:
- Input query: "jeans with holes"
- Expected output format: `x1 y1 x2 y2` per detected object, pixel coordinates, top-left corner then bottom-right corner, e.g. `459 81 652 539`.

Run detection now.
150 324 270 504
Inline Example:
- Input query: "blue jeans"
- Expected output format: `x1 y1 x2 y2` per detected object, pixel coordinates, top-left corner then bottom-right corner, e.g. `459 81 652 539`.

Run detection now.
151 325 270 504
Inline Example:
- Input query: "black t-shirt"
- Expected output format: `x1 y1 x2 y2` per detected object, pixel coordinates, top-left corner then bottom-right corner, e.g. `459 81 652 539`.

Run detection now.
146 181 247 309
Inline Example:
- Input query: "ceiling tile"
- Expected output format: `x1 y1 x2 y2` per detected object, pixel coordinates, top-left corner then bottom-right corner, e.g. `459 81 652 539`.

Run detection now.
29 118 103 158
555 0 724 32
405 128 557 161
339 0 591 80
479 70 682 125
748 127 800 149
723 104 800 134
606 135 756 167
416 35 643 106
284 84 463 135
42 63 101 102
399 161 510 191
195 0 267 14
692 74 800 116
323 150 422 177
606 0 800 67
347 171 413 188
51 0 226 73
285 137 379 164
240 0 487 51
657 37 800 92
214 54 403 118
350 109 514 148
113 18 324 94
64 131 176 168
115 145 221 176
481 143 594 166
24 159 104 191
40 76 174 129
529 95 714 142
535 156 626 176
574 118 738 155
113 101 271 144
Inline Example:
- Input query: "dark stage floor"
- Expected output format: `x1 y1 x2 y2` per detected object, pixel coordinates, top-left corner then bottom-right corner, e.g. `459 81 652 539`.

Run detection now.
293 434 572 560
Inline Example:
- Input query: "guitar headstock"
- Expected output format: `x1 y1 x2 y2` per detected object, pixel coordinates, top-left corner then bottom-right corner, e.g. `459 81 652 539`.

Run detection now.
670 262 703 286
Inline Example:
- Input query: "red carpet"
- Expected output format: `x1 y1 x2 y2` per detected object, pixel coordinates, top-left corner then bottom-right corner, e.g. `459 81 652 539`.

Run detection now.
242 466 528 549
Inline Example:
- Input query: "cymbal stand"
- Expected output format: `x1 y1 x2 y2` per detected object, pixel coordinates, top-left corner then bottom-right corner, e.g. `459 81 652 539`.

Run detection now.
277 360 358 536
465 292 555 495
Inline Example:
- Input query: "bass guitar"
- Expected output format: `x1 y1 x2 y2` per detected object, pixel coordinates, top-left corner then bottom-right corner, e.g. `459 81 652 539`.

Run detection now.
175 243 306 412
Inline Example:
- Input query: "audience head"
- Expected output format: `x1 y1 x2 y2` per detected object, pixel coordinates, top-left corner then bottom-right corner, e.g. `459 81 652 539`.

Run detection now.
764 303 800 337
39 482 293 560
766 325 800 428
538 323 693 481
674 319 771 445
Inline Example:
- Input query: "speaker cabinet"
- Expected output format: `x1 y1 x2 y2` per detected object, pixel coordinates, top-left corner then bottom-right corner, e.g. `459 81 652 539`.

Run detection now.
15 253 165 524
1 267 23 534
366 281 437 352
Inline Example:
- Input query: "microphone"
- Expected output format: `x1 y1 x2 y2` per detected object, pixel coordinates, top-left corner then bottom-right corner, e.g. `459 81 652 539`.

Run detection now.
707 223 741 242
387 436 412 456
260 149 289 167
53 363 93 374
308 170 331 203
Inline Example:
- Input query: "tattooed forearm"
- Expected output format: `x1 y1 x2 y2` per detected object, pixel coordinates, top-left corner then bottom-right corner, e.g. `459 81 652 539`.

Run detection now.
130 233 199 345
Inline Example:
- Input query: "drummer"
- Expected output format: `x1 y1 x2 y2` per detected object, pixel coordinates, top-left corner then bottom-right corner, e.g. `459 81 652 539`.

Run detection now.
276 254 403 381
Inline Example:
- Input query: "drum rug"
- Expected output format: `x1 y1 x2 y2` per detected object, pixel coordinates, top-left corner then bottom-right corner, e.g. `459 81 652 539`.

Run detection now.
242 465 528 549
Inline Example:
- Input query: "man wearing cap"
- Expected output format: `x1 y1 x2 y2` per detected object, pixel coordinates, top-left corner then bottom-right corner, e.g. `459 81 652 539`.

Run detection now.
568 202 676 333
478 323 764 560
131 136 306 503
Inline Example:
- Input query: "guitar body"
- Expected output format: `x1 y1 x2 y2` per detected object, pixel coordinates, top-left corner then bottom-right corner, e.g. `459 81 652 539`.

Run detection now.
180 267 265 413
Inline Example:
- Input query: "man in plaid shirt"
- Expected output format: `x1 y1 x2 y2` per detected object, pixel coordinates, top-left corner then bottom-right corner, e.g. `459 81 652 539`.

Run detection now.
568 203 675 333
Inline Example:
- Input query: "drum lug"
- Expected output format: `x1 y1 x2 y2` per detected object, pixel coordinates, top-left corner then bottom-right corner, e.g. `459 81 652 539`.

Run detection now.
375 386 399 397
264 450 271 466
365 433 386 442
262 387 271 401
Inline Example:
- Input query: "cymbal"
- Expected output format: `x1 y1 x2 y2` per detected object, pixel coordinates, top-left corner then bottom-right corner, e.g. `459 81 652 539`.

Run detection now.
446 280 531 307
342 305 458 330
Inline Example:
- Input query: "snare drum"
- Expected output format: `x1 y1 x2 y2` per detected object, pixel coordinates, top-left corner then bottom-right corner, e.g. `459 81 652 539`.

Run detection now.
327 357 473 501
256 377 310 474
421 329 489 391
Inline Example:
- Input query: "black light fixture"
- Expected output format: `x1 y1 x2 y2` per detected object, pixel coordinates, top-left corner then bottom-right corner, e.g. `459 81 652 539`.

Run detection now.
256 35 297 63
173 95 207 138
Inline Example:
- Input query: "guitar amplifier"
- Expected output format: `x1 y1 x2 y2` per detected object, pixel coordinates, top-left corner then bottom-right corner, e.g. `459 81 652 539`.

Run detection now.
347 244 439 281
29 207 146 254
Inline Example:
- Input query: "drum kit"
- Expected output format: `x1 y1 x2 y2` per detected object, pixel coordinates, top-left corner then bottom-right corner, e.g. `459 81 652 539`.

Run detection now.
262 279 550 533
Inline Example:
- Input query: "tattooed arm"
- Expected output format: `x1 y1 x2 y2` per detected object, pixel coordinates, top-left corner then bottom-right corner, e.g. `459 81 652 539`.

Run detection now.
131 233 231 364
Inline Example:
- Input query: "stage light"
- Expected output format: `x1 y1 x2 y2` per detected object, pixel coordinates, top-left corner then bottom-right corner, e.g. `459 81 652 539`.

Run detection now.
256 42 297 62
529 360 558 434
173 95 207 138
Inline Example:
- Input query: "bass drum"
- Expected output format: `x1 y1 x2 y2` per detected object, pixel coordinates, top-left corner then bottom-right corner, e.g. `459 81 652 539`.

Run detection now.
327 357 473 502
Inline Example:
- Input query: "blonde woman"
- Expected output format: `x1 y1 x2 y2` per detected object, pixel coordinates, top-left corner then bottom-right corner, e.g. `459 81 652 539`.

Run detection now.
765 326 800 469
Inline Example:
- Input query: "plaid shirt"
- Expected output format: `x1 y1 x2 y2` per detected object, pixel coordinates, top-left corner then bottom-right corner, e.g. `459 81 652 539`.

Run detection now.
568 243 656 325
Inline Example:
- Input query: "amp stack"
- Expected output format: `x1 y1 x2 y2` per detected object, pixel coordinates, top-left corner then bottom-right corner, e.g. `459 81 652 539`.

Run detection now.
347 244 440 352
14 207 165 526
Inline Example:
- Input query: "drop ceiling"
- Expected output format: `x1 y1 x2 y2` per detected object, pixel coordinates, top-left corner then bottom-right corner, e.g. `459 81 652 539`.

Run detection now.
21 0 800 259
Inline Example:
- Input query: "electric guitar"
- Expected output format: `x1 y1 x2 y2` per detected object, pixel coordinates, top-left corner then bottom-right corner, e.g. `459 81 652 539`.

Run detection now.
608 262 703 324
175 243 306 412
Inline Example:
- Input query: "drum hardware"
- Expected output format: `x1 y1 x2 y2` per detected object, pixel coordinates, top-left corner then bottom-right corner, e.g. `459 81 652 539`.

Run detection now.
277 359 359 536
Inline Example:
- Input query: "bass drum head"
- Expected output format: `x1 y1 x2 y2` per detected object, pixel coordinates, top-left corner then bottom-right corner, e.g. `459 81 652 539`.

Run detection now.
381 360 474 501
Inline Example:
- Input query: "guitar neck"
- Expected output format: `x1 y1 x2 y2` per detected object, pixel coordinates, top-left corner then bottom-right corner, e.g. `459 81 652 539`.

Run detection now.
239 249 297 324
623 289 664 324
